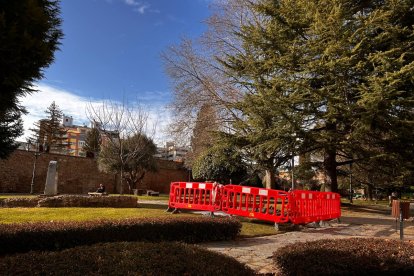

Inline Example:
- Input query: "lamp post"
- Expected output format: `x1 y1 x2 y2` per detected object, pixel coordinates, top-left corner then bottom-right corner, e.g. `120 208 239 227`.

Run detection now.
291 155 295 191
29 141 41 194
349 162 353 204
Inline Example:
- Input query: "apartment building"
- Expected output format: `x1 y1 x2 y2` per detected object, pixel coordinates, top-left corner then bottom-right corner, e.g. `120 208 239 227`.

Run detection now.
156 142 189 162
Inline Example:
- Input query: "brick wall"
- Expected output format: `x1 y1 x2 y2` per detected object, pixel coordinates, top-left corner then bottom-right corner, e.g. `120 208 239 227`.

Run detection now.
0 150 189 194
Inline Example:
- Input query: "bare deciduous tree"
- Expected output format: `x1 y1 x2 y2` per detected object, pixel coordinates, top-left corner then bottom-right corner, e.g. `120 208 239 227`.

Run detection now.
86 100 157 194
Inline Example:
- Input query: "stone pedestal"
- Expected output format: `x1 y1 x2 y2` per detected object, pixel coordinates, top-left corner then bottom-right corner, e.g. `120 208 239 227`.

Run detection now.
44 161 58 195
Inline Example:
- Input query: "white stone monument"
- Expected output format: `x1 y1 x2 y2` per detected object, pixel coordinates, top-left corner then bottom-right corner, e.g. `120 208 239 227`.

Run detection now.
44 161 58 195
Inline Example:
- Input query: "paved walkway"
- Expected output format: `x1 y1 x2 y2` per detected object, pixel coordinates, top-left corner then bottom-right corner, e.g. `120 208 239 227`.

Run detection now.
202 210 414 275
140 199 414 274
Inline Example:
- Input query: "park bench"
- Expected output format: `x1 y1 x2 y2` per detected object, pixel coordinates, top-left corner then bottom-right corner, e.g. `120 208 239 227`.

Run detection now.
88 192 108 197
146 190 160 196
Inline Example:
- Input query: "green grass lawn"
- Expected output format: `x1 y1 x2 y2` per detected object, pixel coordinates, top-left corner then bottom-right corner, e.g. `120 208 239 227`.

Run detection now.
0 206 277 237
341 198 390 209
137 194 169 201
0 194 37 199
0 207 190 224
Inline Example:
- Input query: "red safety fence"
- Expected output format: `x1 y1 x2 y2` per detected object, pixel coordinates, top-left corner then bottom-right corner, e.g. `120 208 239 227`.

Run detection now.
168 182 341 224
221 185 290 223
288 190 341 224
168 182 223 212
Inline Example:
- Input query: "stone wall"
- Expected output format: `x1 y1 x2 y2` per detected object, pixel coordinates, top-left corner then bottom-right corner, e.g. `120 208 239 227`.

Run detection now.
0 150 189 194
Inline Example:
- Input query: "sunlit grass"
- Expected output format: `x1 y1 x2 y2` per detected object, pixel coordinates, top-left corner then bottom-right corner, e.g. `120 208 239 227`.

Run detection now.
0 207 193 224
341 198 390 208
0 206 280 237
137 195 169 201
0 195 37 199
240 221 277 237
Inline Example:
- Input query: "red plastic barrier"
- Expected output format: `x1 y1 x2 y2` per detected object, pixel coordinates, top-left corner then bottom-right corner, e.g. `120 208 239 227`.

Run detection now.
168 182 223 212
221 185 290 223
289 190 341 224
168 182 341 225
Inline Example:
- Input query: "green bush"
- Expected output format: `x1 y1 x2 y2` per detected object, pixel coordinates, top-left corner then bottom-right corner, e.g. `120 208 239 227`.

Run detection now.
273 238 414 275
0 241 254 275
0 197 38 207
37 195 138 207
0 195 138 208
0 217 241 255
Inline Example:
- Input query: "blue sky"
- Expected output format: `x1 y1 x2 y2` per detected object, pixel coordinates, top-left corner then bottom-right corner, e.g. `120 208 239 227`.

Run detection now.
20 0 211 143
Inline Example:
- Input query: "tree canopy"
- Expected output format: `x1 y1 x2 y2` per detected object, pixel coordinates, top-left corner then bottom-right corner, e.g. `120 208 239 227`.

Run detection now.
192 143 248 184
98 133 158 193
30 101 67 153
0 0 62 158
165 0 414 192
87 100 157 194
83 125 101 158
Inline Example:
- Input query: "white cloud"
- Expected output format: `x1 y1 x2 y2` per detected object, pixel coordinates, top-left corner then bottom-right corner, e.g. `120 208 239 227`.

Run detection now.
123 0 150 14
135 4 148 14
18 83 172 145
124 0 138 6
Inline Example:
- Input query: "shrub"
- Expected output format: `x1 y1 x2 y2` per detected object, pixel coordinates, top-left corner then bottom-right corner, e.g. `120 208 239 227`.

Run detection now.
273 238 414 275
0 195 138 208
0 197 38 207
0 217 241 255
37 195 137 207
0 241 254 275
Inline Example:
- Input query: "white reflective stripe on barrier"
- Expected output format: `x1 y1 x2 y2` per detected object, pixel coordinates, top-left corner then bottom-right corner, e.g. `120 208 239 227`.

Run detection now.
242 187 251 194
332 194 336 199
199 183 206 189
186 183 193 188
259 189 268 196
309 193 313 199
301 193 305 199
327 194 331 199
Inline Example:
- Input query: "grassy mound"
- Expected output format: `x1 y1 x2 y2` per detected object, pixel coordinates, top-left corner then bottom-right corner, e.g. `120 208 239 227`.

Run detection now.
273 238 414 275
0 241 254 275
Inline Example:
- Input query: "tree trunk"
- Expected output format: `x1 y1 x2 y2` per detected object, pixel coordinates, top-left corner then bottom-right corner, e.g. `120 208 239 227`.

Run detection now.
324 148 338 192
120 167 124 195
366 184 373 200
264 169 276 189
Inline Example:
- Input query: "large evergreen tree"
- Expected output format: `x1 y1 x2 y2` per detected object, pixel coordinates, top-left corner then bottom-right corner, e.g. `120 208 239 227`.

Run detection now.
186 104 219 168
83 125 102 158
0 0 62 158
219 0 414 192
192 142 248 184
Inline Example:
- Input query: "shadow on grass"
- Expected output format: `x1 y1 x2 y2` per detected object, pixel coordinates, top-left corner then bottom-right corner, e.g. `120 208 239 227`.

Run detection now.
342 202 391 215
138 203 168 210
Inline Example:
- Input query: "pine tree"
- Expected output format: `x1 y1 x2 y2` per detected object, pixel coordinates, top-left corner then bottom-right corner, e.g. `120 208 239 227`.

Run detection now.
186 104 219 168
219 0 414 192
0 0 62 158
83 126 101 158
0 109 23 158
30 101 67 153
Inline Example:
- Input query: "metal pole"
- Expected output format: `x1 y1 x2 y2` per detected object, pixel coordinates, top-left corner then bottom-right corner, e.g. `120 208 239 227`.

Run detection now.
291 155 294 190
30 155 37 194
30 143 40 194
349 163 353 204
400 202 404 240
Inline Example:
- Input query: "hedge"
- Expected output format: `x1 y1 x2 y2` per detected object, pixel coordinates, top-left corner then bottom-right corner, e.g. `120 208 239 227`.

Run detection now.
0 195 138 208
273 238 414 275
0 217 241 255
0 241 255 275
